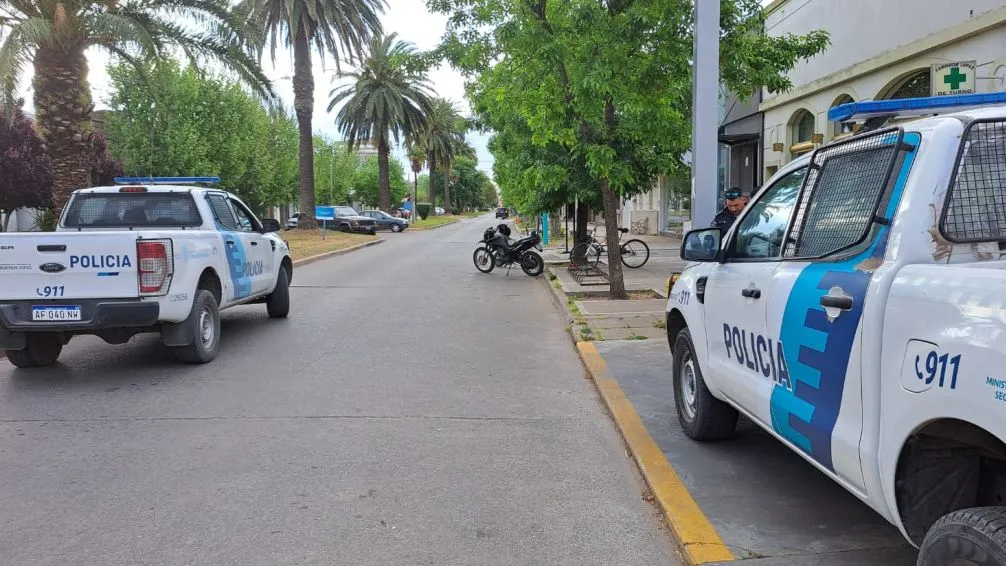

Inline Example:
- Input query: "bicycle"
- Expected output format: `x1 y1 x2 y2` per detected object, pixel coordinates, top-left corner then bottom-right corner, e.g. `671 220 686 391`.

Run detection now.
569 226 650 269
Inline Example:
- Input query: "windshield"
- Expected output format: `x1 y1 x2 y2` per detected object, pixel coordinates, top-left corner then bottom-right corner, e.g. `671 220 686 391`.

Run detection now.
336 207 358 216
63 192 202 228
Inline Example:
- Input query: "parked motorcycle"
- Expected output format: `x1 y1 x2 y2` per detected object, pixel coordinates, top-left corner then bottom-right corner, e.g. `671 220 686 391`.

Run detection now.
473 224 544 276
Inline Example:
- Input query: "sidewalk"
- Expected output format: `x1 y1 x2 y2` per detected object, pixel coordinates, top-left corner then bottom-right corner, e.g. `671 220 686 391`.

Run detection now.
583 339 918 565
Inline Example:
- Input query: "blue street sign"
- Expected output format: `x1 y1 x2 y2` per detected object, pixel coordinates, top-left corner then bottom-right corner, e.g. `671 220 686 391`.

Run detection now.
315 206 335 221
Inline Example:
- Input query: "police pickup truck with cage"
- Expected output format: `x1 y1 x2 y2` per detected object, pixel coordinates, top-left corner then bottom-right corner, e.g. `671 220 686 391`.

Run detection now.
667 93 1006 564
0 177 293 367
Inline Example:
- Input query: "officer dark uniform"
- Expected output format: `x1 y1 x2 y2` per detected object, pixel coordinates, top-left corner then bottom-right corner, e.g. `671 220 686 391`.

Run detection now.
711 188 747 231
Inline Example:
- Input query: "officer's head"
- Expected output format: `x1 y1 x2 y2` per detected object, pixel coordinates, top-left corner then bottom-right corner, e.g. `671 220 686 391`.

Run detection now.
725 188 749 216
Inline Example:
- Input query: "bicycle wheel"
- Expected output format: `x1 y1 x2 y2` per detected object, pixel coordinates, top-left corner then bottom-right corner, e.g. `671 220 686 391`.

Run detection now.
620 239 650 268
570 242 601 269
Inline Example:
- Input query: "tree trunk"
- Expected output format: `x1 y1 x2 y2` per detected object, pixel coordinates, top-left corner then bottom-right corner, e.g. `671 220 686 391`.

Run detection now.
601 98 625 299
443 162 452 215
427 157 437 208
33 46 93 215
293 32 317 230
377 138 391 212
575 201 589 243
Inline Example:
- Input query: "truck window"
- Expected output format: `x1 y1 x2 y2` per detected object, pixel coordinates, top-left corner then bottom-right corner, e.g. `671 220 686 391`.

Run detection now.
942 119 1006 242
228 198 258 232
206 194 239 231
63 193 201 228
785 129 902 258
730 168 805 260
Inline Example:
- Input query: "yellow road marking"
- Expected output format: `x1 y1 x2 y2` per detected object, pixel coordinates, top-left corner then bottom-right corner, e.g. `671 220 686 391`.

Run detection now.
577 342 735 565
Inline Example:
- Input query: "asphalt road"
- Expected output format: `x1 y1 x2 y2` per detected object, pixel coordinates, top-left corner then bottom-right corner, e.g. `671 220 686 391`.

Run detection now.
0 216 678 566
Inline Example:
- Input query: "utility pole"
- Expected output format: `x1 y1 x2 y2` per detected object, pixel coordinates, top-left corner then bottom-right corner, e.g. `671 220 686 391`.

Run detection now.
690 0 720 230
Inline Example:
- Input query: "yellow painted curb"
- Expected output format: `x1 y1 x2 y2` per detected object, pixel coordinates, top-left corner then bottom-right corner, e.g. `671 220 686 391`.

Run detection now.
576 342 735 565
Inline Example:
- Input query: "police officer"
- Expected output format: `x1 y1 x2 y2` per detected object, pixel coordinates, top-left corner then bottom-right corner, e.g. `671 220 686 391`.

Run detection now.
711 187 749 231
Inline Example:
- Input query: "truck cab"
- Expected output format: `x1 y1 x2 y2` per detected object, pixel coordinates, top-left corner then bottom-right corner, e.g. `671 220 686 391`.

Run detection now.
667 93 1006 564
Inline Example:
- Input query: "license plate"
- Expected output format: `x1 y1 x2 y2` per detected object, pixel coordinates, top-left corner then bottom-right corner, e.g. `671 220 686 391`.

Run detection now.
32 306 81 321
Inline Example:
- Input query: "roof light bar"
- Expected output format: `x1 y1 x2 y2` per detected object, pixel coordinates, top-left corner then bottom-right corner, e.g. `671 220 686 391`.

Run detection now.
113 176 221 185
829 92 1006 123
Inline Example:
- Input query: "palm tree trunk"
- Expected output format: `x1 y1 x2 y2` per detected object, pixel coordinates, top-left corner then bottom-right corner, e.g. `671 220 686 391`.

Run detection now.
293 32 317 230
427 157 437 211
377 138 391 212
443 162 452 215
33 47 93 215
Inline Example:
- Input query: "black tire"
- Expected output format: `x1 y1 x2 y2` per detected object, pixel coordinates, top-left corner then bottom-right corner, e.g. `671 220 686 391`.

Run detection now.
473 246 495 273
570 242 601 269
266 266 290 318
520 251 544 277
918 507 1006 566
5 332 63 368
173 290 221 364
672 328 738 441
391 224 402 233
369 229 377 235
340 224 351 233
620 238 650 268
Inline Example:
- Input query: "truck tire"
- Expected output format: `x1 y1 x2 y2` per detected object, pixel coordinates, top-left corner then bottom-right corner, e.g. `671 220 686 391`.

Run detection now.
173 290 220 364
5 332 63 368
266 267 290 318
918 507 1006 566
672 328 738 441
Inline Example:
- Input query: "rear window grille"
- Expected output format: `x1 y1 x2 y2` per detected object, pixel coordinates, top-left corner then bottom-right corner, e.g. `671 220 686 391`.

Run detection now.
785 128 902 258
941 120 1006 242
63 193 201 228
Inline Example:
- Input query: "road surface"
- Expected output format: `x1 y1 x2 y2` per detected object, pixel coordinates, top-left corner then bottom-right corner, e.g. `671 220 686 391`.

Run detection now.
0 216 678 565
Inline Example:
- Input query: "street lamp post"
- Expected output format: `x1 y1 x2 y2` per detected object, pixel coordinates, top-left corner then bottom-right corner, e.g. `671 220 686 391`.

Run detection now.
690 0 720 230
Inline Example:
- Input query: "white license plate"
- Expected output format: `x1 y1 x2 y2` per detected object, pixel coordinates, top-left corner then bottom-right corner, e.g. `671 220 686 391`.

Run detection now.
32 306 81 321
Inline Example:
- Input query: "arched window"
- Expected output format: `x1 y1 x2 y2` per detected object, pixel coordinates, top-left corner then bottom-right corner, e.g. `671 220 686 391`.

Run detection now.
789 109 815 156
881 70 931 100
830 94 856 138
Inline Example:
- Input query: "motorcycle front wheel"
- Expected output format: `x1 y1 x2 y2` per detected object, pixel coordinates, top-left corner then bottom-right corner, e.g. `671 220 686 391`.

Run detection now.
473 246 495 273
520 251 544 277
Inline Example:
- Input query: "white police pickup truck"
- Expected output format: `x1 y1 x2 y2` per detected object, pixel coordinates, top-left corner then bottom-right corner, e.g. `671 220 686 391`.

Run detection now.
0 177 293 367
667 93 1006 565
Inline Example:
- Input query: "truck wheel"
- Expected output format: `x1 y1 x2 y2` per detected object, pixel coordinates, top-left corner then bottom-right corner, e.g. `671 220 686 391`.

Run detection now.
266 267 290 318
918 507 1006 566
672 328 738 441
5 332 63 368
173 290 220 364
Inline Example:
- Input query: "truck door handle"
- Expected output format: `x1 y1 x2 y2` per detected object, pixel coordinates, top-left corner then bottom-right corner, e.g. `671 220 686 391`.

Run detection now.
741 288 761 299
250 241 258 246
821 295 853 310
225 240 235 247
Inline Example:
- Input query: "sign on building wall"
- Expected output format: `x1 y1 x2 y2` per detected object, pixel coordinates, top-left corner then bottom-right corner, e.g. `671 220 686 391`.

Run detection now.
932 61 977 96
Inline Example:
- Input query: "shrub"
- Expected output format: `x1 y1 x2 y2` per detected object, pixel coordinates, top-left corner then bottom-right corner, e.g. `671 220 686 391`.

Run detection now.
416 202 432 220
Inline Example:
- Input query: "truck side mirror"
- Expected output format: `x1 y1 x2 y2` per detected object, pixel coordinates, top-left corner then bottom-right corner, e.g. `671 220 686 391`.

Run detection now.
681 228 723 262
260 218 281 233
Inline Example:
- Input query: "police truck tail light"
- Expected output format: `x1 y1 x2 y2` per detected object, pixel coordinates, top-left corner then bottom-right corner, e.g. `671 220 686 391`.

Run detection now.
137 239 174 296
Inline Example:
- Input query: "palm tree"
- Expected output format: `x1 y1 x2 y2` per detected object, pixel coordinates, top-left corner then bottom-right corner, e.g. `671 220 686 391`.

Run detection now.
422 98 472 215
406 142 425 218
330 33 434 213
243 0 384 228
0 0 272 213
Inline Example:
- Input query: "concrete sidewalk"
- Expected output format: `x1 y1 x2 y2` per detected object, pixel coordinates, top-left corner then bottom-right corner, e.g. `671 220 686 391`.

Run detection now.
591 339 918 565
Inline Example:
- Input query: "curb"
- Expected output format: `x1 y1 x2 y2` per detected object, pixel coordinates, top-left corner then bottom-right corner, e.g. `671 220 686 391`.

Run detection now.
413 218 460 231
540 271 575 326
575 341 735 566
293 238 384 267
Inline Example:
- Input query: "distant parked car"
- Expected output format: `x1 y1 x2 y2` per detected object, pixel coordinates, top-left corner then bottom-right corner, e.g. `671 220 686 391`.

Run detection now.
435 207 445 216
361 210 409 232
495 207 509 219
332 206 377 235
286 212 304 229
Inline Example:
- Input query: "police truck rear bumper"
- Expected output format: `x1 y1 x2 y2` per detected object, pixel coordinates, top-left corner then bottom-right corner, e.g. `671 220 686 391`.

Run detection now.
0 300 160 347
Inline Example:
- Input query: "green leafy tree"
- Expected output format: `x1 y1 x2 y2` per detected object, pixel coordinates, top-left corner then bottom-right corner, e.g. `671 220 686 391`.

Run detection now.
331 33 435 213
241 0 384 228
105 61 297 213
313 139 358 205
0 0 272 214
431 0 828 298
352 155 409 208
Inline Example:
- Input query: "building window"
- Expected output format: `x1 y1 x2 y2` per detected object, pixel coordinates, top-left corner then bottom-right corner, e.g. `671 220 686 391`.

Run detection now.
831 95 856 138
883 70 931 100
790 110 816 156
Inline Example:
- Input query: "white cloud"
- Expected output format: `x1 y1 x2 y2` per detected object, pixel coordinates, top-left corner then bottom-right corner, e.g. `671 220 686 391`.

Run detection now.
21 0 492 177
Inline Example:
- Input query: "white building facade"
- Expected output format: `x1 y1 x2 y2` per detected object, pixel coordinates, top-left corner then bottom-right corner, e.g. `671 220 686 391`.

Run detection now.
761 0 1006 180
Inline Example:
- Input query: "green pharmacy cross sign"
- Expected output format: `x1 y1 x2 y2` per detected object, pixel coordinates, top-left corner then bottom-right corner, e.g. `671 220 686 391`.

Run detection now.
932 61 977 96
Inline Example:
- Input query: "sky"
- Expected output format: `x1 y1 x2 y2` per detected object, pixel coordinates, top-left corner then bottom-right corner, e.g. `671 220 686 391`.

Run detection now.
18 1 492 177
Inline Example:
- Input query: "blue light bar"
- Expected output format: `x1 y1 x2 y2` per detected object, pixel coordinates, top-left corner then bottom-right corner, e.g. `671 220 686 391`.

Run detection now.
114 176 221 185
828 92 1006 122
